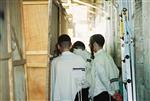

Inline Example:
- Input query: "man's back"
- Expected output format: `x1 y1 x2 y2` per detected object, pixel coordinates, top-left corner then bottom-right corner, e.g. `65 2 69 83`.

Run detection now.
73 49 91 61
94 49 119 95
51 51 86 101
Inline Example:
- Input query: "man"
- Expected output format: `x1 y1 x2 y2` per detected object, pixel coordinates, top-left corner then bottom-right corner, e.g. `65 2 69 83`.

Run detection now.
89 34 119 101
71 41 91 61
50 34 86 101
71 41 91 101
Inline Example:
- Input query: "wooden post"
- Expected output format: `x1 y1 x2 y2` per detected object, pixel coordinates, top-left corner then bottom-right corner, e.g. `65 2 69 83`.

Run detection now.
48 0 52 100
6 0 14 100
23 1 49 100
0 0 10 100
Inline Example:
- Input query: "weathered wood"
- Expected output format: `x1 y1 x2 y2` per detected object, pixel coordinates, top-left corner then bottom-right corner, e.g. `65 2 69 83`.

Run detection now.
0 52 12 61
48 0 52 100
11 26 23 59
8 0 26 100
13 59 26 66
0 0 10 100
5 0 14 100
20 0 28 99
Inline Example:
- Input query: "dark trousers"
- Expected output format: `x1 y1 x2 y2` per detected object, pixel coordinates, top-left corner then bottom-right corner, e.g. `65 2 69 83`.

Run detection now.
93 91 116 101
74 87 89 101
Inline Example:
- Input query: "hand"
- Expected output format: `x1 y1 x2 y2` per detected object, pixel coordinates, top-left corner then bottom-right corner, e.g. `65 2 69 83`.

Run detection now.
113 92 123 101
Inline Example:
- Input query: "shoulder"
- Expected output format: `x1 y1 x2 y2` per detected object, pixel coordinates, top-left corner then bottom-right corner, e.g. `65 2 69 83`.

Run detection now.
72 54 86 65
51 56 61 65
73 53 85 61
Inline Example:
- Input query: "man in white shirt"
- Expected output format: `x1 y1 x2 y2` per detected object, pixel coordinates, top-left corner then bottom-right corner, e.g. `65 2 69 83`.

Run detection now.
71 41 91 101
50 34 86 101
89 34 119 101
71 41 91 62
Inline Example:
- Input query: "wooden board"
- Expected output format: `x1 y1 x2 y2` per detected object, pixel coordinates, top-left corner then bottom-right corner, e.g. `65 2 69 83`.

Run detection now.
14 66 26 100
0 1 9 100
23 2 48 101
27 67 47 101
23 4 48 51
8 0 27 101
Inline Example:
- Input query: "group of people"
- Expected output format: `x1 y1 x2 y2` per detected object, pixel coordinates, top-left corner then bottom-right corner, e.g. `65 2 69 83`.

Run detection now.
50 34 120 101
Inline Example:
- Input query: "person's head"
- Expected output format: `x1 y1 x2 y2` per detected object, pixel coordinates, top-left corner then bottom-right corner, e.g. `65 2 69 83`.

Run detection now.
89 34 105 57
57 34 72 52
71 41 85 52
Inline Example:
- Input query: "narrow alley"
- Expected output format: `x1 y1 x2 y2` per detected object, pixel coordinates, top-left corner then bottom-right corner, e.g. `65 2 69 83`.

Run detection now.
0 0 150 101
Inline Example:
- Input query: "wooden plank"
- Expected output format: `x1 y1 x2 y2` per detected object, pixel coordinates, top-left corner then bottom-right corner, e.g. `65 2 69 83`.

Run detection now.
0 52 12 61
13 59 26 66
9 0 26 101
6 0 14 100
23 4 48 51
26 51 48 55
11 26 23 59
27 63 47 67
47 1 52 100
23 1 48 5
0 0 10 100
27 68 47 100
23 3 48 101
13 66 26 101
26 55 47 65
20 0 28 99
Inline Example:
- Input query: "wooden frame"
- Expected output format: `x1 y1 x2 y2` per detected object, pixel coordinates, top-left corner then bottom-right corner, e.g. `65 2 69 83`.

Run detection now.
23 1 48 5
23 1 49 100
26 51 48 55
13 59 26 66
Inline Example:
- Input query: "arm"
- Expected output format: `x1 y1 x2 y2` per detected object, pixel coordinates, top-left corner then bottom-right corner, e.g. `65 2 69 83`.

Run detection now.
94 62 114 95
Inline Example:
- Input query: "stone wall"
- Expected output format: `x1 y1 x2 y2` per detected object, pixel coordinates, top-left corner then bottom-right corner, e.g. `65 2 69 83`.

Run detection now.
142 0 150 100
134 0 144 101
135 0 150 100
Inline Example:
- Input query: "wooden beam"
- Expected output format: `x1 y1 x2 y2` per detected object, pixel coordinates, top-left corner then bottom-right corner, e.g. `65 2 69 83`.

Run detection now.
13 59 26 66
27 63 47 67
0 52 12 61
26 51 48 55
6 0 14 100
23 1 48 5
11 26 23 59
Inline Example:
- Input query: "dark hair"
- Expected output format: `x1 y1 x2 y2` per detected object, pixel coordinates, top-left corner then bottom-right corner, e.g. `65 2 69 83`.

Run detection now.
90 34 105 59
72 41 85 50
58 34 71 48
90 34 105 47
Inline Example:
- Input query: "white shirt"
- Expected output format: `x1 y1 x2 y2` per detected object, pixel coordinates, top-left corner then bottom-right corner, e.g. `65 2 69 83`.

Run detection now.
73 49 91 61
51 51 86 101
89 49 119 97
73 49 92 88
